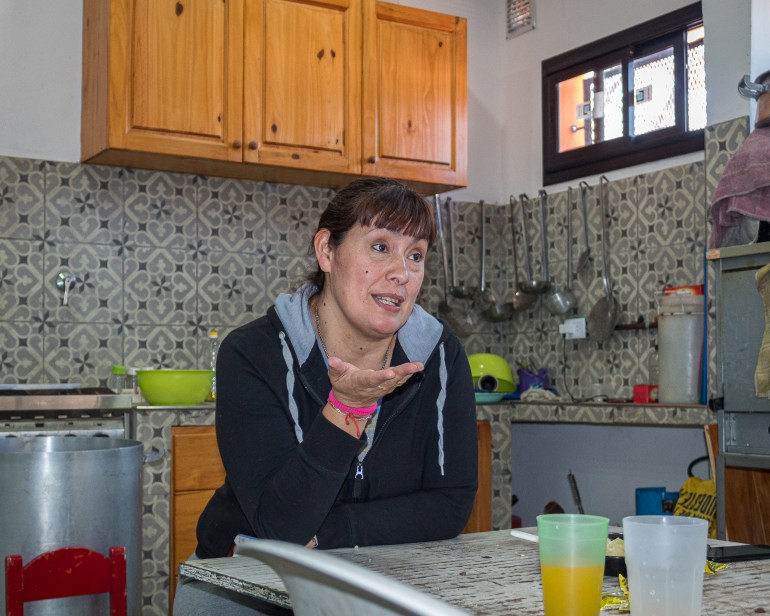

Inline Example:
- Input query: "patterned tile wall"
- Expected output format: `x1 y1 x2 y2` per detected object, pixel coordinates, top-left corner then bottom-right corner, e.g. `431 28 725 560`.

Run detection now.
0 161 331 384
0 115 748 397
438 117 748 403
0 118 747 615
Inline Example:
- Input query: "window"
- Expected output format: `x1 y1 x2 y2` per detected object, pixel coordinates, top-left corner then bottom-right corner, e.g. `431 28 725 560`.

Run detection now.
541 3 705 185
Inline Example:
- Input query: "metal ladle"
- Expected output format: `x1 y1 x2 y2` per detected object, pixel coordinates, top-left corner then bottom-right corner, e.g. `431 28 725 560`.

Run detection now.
544 187 577 315
576 181 592 274
587 176 620 341
434 195 474 337
446 197 475 299
509 195 537 311
517 194 550 295
476 201 514 321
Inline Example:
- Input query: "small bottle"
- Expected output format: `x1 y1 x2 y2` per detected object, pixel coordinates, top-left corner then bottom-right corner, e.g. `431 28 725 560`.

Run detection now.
126 367 143 405
108 364 126 393
204 329 219 401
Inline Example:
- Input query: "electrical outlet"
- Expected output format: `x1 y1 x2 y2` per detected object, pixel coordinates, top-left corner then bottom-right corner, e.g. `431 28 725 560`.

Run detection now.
559 317 587 340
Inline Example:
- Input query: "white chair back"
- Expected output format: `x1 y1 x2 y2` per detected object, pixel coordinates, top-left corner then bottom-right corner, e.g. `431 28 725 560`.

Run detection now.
234 539 469 616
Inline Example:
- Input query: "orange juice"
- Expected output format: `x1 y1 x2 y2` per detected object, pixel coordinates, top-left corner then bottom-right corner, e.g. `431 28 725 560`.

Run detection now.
541 564 604 616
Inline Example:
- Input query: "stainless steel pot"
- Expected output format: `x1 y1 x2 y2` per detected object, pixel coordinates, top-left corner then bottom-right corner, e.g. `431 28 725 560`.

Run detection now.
0 437 143 615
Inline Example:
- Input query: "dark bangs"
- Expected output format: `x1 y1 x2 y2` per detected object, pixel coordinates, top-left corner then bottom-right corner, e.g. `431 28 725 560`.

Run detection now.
322 178 436 249
365 191 436 248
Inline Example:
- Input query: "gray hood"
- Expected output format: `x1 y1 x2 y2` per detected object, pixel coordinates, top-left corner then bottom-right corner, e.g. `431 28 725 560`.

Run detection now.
274 283 445 366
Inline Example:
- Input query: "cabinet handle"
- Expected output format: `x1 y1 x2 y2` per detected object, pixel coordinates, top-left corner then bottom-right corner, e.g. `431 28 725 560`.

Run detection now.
248 141 258 150
232 140 242 149
367 155 377 164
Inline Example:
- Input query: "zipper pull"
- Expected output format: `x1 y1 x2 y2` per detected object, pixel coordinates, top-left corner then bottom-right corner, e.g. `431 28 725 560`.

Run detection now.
352 463 365 499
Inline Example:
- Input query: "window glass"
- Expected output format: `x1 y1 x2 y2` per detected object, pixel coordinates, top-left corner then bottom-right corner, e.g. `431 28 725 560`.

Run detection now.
602 65 624 141
541 3 704 185
557 64 623 153
687 26 706 131
631 46 676 136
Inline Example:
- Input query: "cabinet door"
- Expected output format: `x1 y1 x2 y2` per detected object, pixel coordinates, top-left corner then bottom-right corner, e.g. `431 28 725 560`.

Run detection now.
362 2 467 188
463 420 492 533
99 0 244 161
242 0 362 173
170 426 225 604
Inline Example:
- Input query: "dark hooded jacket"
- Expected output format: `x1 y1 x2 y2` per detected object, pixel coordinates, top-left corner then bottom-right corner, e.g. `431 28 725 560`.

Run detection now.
195 283 478 557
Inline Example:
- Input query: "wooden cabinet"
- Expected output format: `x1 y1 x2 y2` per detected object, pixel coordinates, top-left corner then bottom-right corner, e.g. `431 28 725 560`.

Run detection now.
243 0 362 173
82 0 245 162
463 420 492 533
82 0 466 192
169 425 225 607
363 2 467 188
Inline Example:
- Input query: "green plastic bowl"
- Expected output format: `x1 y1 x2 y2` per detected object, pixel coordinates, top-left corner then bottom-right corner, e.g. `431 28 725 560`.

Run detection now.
467 354 515 393
136 369 214 406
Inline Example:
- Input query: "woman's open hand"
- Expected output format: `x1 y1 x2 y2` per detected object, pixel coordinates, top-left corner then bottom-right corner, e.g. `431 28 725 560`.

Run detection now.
326 356 424 408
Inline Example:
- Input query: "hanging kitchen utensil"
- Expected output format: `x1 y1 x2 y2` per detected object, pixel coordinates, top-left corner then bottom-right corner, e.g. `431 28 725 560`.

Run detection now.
434 195 474 337
576 181 592 274
509 195 537 311
738 71 770 128
476 201 514 321
587 176 620 341
517 193 550 295
446 197 476 299
544 187 577 315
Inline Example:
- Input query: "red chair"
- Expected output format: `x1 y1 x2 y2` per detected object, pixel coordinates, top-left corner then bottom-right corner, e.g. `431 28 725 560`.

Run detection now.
5 546 127 616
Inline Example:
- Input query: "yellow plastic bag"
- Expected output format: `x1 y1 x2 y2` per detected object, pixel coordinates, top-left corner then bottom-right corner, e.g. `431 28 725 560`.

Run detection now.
673 476 717 538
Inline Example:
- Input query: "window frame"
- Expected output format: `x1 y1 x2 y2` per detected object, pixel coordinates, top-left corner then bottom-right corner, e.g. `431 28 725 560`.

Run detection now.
541 3 704 185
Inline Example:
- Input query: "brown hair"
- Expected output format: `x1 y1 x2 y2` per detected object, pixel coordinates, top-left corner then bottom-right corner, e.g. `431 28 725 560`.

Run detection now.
305 178 436 288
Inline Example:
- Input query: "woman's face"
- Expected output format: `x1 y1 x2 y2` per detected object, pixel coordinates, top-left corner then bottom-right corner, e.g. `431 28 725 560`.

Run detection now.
317 223 428 340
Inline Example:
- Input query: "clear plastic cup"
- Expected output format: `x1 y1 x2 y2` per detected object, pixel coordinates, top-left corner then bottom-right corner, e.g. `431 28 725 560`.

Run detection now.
537 513 609 616
623 515 708 616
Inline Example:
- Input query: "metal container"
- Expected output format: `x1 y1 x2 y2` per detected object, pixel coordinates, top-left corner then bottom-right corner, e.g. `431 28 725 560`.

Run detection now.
738 71 770 128
0 437 142 615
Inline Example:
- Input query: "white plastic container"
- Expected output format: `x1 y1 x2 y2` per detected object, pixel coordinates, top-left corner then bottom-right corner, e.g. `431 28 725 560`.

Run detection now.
657 295 704 404
623 515 708 616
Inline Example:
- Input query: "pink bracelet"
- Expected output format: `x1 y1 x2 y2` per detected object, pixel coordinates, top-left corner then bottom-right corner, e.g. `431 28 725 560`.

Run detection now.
328 391 377 416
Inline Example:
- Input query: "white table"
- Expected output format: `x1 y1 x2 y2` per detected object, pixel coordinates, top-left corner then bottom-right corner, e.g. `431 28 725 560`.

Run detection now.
180 529 770 615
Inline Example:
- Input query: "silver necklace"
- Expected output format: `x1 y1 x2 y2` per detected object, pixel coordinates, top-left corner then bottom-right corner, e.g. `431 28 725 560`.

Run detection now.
314 301 392 370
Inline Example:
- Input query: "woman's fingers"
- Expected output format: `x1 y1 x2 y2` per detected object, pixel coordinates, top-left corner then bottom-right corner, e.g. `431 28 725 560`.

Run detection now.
327 358 425 404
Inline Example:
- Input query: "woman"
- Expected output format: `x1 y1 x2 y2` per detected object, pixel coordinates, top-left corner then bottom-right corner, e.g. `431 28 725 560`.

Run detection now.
174 178 477 614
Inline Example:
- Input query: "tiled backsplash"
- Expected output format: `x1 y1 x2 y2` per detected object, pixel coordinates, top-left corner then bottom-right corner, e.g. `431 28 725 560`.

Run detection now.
0 117 747 399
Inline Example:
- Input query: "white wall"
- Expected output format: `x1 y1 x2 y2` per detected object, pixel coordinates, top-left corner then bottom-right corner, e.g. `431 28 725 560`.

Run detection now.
500 0 754 198
0 0 83 162
0 0 762 201
511 423 709 526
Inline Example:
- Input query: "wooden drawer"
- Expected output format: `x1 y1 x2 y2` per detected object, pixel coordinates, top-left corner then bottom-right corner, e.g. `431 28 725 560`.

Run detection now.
170 426 225 609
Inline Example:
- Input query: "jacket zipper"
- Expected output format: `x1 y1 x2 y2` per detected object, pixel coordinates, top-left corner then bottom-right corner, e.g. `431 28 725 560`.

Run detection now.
351 380 422 500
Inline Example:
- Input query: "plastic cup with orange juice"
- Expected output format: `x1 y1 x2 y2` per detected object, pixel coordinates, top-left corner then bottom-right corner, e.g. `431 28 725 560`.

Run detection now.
537 513 609 616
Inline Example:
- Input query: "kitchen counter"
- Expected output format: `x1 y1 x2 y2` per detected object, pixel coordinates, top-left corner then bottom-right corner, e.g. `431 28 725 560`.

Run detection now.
476 400 715 534
497 399 712 427
181 529 764 615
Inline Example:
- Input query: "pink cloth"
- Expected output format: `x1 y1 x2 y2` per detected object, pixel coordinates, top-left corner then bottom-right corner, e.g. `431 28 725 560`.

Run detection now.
709 127 770 248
